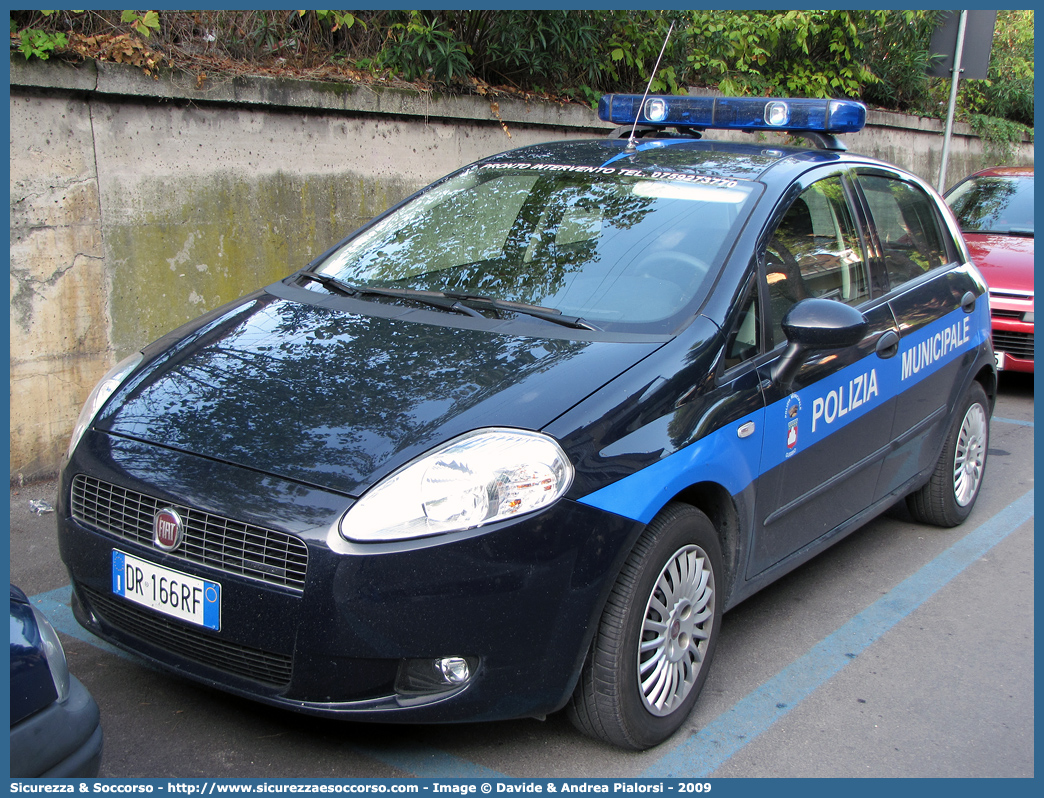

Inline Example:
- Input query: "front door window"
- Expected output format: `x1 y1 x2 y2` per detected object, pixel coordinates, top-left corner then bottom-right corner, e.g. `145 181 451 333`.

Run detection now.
765 177 870 347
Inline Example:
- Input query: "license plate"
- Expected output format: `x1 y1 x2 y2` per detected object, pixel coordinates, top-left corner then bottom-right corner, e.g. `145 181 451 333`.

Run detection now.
995 351 1006 370
112 550 221 630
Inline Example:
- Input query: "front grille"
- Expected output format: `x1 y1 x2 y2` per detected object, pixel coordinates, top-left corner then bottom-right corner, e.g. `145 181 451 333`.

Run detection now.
82 586 293 686
992 309 1025 321
71 475 309 591
990 289 1033 302
993 330 1034 360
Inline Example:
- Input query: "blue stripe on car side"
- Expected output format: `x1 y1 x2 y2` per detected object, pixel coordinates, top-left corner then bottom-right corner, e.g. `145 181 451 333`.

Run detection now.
578 410 767 525
580 303 990 523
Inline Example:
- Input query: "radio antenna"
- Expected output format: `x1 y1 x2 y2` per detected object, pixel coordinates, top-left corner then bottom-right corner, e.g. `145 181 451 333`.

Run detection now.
627 21 675 151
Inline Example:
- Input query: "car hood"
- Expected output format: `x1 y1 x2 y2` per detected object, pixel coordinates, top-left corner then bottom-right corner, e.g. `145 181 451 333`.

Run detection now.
964 233 1034 293
97 294 664 496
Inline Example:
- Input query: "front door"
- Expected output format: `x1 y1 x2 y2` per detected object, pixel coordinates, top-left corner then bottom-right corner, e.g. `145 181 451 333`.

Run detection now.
747 172 900 577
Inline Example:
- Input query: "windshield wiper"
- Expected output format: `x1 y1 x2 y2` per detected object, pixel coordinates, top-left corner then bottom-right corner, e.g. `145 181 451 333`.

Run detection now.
295 271 356 296
296 273 596 330
441 291 600 331
295 272 483 318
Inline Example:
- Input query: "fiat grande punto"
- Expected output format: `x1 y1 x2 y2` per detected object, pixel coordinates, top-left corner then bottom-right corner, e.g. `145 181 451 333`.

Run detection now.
58 96 995 749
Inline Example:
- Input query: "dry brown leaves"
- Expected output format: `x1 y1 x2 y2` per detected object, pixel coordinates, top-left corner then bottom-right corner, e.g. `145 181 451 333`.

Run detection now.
65 32 164 77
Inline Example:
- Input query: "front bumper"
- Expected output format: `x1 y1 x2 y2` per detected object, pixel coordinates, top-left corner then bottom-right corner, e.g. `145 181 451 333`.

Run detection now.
58 434 643 723
9 675 103 778
991 317 1033 372
990 293 1033 373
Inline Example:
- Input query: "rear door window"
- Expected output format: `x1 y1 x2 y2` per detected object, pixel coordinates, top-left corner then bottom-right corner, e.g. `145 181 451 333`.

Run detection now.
858 175 950 289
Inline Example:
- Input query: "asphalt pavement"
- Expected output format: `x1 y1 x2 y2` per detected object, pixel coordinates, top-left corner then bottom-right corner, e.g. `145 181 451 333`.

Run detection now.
7 372 1034 779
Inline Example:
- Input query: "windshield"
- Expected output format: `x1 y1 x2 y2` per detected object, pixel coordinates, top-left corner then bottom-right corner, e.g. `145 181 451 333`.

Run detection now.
313 165 757 333
947 174 1034 235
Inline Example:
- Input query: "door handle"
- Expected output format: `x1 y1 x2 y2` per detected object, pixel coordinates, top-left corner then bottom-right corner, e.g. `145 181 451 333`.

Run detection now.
876 330 900 359
961 291 977 313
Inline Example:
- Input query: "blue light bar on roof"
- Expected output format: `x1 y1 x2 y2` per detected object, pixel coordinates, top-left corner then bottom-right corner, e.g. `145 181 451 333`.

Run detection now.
598 95 867 134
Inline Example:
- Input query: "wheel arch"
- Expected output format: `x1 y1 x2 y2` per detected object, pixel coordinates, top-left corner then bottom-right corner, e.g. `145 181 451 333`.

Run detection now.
567 495 726 748
568 477 745 707
673 481 743 607
975 362 997 413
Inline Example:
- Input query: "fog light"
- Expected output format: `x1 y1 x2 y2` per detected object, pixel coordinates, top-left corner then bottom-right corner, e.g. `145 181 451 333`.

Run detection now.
438 657 470 685
396 656 478 696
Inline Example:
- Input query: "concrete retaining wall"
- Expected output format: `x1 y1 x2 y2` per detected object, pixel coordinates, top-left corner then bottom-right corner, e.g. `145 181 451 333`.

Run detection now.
8 55 1034 482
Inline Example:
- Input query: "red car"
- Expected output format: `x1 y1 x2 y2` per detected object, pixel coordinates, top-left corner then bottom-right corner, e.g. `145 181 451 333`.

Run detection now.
946 166 1034 373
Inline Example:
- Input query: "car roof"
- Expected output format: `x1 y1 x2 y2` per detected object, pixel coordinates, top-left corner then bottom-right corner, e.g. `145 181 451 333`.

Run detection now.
479 136 863 185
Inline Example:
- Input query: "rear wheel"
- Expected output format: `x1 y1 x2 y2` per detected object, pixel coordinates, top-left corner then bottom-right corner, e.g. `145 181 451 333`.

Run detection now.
907 381 990 526
568 503 722 749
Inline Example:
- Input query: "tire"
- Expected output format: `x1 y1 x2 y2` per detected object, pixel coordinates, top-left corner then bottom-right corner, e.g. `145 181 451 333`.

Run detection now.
567 503 723 750
906 381 990 527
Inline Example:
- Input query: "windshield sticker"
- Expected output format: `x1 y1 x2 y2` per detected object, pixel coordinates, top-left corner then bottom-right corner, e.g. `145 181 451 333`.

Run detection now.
480 162 740 188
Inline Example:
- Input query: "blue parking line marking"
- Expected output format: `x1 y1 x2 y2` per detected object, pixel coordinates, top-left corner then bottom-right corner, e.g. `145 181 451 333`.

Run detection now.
348 743 507 779
993 415 1033 428
641 489 1034 777
31 584 128 659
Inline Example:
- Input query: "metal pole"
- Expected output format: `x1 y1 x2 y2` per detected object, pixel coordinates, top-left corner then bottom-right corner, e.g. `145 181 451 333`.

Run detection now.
937 10 968 192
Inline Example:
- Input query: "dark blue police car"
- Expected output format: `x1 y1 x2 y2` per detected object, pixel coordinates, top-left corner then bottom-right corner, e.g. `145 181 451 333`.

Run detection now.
58 96 994 749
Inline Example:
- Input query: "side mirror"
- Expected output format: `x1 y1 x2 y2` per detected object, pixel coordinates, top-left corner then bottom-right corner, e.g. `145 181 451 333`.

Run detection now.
772 298 868 392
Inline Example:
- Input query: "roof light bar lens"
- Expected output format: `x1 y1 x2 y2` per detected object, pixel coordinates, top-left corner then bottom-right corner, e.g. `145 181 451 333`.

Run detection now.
765 101 789 127
644 97 668 123
825 99 867 132
598 95 867 134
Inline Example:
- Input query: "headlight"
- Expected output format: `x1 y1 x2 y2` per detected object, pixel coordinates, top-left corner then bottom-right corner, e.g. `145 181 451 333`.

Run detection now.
1023 311 1033 324
341 428 574 543
31 606 70 703
66 351 143 459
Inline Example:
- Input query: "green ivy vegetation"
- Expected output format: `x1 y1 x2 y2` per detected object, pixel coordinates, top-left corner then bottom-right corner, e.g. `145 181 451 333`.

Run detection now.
959 10 1034 128
14 25 67 59
10 8 1033 143
683 10 879 99
12 10 67 59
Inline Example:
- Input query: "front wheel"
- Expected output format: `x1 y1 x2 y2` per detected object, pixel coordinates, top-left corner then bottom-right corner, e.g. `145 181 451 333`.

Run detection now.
907 381 990 526
568 503 723 749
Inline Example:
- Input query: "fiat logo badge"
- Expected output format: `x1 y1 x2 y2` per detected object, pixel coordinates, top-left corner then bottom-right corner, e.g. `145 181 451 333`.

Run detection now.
153 508 183 551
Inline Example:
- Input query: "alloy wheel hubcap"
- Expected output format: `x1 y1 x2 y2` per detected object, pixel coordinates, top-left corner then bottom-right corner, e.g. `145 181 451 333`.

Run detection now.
637 544 715 717
953 403 987 507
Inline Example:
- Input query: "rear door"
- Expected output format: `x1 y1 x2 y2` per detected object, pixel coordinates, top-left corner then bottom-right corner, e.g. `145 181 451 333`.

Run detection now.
852 169 991 502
